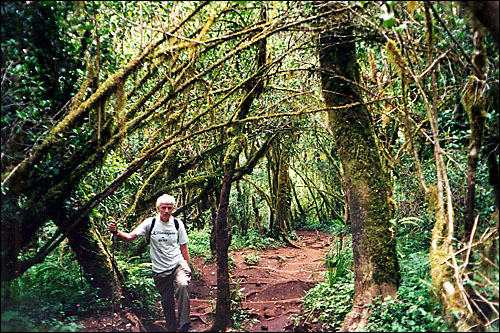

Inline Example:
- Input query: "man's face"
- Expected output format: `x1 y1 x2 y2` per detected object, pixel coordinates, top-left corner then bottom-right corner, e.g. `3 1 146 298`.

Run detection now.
157 203 174 220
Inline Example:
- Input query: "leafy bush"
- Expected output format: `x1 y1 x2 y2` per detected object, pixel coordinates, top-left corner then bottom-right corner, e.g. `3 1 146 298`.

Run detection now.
118 260 159 316
1 310 84 332
243 252 261 266
297 238 353 331
187 225 213 261
230 229 283 251
362 293 445 332
301 280 354 331
1 253 93 332
362 251 448 332
2 256 101 316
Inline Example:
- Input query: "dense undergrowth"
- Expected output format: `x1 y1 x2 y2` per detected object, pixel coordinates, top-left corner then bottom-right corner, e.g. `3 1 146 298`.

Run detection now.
1 252 92 332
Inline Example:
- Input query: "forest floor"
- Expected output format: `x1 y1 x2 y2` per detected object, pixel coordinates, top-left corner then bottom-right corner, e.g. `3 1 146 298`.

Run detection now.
76 230 331 332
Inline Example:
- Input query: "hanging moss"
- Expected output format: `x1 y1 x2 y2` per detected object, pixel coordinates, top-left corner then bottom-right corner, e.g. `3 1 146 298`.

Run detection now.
386 39 407 78
425 185 439 213
408 1 419 18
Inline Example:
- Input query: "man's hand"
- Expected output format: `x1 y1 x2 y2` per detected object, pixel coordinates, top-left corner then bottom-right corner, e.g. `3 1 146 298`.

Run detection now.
108 222 118 233
108 223 138 242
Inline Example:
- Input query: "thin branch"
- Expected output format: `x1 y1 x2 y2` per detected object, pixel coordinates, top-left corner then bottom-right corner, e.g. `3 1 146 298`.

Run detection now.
428 2 484 80
416 50 450 80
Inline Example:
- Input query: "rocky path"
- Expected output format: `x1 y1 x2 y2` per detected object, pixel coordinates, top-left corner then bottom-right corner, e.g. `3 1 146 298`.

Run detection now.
189 230 331 332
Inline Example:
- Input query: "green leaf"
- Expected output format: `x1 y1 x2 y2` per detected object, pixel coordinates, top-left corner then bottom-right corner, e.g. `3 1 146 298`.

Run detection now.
380 12 396 28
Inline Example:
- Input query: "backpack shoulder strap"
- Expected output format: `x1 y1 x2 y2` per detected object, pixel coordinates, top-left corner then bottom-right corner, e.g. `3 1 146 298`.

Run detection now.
173 217 179 243
146 217 156 245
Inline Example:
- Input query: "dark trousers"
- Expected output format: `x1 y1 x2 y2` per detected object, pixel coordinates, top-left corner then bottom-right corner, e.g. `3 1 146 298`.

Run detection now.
153 260 191 332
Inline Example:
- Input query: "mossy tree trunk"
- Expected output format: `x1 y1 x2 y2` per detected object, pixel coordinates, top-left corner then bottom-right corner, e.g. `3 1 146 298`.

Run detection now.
211 136 243 331
267 137 293 242
211 17 268 330
318 11 400 331
424 5 485 330
65 217 122 300
463 18 487 242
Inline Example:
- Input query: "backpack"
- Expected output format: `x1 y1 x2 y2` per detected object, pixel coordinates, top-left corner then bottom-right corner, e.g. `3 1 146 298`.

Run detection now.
146 217 179 245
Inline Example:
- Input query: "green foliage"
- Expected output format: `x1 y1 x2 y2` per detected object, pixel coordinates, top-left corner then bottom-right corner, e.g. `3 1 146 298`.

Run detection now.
118 260 159 316
187 225 213 261
294 235 353 331
229 229 283 251
1 251 97 332
229 277 255 330
395 213 433 255
1 1 498 331
1 1 81 164
2 257 101 315
187 226 282 264
325 239 352 286
362 251 448 332
301 280 354 332
294 218 347 237
1 310 84 332
243 252 261 266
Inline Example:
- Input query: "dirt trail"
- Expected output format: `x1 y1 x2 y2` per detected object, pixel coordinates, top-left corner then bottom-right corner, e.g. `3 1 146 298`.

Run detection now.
189 230 330 332
77 230 331 332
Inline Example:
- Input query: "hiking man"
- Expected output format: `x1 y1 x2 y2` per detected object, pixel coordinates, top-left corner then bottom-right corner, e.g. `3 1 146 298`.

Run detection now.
108 194 192 332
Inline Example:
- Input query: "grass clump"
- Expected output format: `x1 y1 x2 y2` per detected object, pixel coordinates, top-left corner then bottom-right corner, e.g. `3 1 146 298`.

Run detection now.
230 229 283 251
243 252 261 266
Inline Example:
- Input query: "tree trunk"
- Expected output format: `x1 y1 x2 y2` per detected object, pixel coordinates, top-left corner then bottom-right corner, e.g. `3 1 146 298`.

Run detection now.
209 191 219 258
65 216 122 300
211 13 267 329
211 137 243 331
318 10 400 331
268 139 294 241
422 3 483 330
462 1 499 45
463 18 487 242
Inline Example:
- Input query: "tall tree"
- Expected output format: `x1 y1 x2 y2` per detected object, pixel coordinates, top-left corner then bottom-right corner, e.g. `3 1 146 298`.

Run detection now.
267 134 296 245
211 12 268 330
463 16 488 241
318 6 400 330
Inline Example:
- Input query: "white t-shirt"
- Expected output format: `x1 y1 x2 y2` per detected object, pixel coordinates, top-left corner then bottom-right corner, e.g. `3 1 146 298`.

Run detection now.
132 215 189 273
